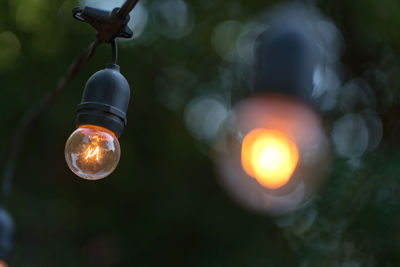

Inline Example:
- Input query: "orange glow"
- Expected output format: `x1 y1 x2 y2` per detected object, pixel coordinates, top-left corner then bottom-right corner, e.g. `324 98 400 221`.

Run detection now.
85 146 100 161
241 129 299 189
78 124 117 141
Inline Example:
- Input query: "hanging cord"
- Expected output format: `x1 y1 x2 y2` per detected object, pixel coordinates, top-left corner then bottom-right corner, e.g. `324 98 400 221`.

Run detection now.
111 39 118 64
0 40 99 205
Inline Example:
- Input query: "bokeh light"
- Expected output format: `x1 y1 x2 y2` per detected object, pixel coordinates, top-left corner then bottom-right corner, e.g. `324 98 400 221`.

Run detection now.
214 95 330 215
241 129 299 189
152 0 194 39
184 95 228 143
0 31 21 69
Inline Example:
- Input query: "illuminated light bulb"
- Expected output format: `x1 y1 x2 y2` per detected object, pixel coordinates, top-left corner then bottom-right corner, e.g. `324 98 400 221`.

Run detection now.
65 124 121 180
241 129 299 189
213 94 329 215
65 64 130 180
211 8 337 214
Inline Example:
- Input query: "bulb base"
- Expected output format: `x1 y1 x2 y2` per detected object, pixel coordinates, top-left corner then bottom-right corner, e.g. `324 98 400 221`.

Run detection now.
252 27 318 104
76 63 131 137
76 104 125 137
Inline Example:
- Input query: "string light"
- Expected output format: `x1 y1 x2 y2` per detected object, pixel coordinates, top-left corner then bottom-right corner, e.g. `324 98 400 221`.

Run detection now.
65 63 131 180
213 8 331 214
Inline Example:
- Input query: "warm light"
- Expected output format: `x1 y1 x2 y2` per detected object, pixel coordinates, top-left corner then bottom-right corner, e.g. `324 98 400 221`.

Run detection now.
65 125 121 180
241 129 299 189
85 146 100 161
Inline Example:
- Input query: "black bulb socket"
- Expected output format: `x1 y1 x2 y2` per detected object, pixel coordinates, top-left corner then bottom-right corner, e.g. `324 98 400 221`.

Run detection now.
76 63 131 137
253 28 319 104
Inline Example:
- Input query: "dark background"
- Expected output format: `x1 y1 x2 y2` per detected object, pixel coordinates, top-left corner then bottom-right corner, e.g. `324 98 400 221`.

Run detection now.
0 0 400 266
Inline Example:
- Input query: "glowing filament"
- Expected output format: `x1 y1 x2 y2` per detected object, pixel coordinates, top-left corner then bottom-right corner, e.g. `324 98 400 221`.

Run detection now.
85 146 100 161
241 129 299 189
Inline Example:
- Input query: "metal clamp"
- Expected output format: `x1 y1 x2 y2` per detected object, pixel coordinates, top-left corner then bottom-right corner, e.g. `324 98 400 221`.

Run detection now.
72 6 133 43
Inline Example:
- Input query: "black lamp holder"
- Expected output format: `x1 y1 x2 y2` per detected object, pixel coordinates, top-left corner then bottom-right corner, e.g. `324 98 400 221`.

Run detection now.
77 63 130 137
253 24 319 103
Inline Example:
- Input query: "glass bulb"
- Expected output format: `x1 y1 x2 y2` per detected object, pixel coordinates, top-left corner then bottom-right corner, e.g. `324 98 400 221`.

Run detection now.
241 129 299 189
213 94 330 215
65 125 121 180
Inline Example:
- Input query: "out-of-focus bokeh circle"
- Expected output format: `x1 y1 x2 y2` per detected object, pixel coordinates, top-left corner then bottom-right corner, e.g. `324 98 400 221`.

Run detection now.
214 94 330 215
241 128 299 189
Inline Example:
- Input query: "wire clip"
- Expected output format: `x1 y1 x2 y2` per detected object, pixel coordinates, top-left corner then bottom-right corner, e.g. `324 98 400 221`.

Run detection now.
73 6 133 43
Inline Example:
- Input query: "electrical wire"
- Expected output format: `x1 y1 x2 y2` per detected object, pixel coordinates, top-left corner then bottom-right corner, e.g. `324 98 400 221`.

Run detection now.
111 39 118 64
0 40 99 205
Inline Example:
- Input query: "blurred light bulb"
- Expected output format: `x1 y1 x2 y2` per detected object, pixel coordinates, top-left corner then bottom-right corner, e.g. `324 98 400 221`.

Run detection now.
214 94 330 215
241 129 299 189
65 125 120 180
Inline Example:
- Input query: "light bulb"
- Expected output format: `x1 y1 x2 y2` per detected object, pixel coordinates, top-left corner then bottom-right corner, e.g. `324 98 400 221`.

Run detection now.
213 95 330 214
65 124 121 180
241 129 299 189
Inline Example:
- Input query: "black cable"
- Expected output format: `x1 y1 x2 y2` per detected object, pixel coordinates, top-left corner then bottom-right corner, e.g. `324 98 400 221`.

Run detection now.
111 39 118 64
0 40 99 205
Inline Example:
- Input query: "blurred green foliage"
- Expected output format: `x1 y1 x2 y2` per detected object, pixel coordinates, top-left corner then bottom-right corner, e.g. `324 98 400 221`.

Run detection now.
0 0 400 266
